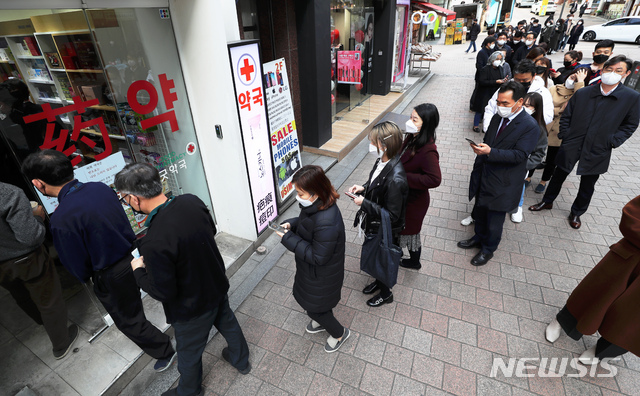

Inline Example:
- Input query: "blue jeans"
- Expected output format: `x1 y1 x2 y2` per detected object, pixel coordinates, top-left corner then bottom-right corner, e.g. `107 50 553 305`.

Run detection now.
466 40 477 52
173 295 249 396
474 112 483 127
518 184 525 208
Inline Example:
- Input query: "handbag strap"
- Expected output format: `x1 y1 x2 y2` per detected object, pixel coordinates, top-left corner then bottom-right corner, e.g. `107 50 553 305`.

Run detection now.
380 208 393 247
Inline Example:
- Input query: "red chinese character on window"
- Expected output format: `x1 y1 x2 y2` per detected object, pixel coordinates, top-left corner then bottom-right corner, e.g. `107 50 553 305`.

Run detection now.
238 90 251 111
126 74 179 133
23 96 112 166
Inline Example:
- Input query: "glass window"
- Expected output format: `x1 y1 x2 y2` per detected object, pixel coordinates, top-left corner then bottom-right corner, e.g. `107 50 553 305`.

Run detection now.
626 18 640 25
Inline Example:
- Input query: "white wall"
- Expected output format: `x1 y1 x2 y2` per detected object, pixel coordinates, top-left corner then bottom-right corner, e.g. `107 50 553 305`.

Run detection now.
169 0 257 240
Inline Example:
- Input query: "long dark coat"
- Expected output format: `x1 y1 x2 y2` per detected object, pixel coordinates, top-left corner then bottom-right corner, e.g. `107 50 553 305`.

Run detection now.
468 111 539 212
556 83 640 175
567 24 583 45
475 47 494 81
469 23 481 41
399 139 441 235
282 201 345 313
566 195 640 356
472 64 504 113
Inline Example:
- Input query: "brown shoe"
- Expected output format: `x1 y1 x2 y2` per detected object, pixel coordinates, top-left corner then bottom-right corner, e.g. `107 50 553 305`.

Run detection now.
568 213 581 229
528 202 553 211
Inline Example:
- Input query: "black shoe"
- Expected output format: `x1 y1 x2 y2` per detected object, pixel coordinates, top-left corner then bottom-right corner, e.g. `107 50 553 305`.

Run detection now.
154 351 177 372
568 213 581 229
53 324 79 359
367 293 394 307
222 347 251 375
457 238 481 249
471 252 493 266
362 281 379 295
400 258 422 270
529 201 553 211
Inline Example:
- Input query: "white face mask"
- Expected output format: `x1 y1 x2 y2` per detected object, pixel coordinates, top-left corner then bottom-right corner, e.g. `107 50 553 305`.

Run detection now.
405 119 418 134
369 143 385 158
497 40 506 46
489 43 495 49
513 40 520 44
493 60 502 67
295 194 315 207
524 107 535 115
497 104 514 118
601 72 622 85
525 39 534 46
565 78 575 89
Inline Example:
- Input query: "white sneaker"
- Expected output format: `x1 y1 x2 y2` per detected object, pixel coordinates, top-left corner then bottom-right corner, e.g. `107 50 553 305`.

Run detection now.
461 215 474 226
578 345 599 365
510 206 523 223
545 318 561 343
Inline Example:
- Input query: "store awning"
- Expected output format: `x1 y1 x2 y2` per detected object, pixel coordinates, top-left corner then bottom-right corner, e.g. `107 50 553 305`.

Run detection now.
412 1 457 21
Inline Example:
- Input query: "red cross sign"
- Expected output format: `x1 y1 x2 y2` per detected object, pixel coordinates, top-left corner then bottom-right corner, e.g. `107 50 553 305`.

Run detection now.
237 54 257 86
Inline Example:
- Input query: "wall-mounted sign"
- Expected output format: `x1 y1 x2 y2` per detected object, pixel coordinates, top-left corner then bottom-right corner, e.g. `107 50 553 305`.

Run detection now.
411 11 438 25
263 58 301 203
337 51 362 84
228 40 278 234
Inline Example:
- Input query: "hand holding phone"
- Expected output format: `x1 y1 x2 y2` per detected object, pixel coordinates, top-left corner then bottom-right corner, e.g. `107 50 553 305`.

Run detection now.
465 138 478 146
268 220 286 235
345 191 360 200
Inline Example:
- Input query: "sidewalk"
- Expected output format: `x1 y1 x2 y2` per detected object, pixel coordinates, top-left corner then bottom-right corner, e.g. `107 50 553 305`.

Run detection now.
147 43 640 396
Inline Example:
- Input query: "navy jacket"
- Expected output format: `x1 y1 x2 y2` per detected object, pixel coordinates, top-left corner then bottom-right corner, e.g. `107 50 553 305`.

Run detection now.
556 83 640 175
51 180 135 282
282 201 345 313
469 111 539 212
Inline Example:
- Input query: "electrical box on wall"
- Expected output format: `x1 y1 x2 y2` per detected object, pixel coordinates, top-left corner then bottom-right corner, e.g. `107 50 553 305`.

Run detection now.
215 124 223 139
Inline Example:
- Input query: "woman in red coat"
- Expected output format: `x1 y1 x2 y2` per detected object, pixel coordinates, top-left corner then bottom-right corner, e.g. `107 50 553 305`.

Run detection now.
398 103 442 269
545 195 640 364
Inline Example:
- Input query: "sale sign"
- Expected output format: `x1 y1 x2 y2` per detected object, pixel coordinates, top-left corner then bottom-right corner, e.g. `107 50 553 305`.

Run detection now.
337 51 362 84
263 58 301 203
228 41 278 234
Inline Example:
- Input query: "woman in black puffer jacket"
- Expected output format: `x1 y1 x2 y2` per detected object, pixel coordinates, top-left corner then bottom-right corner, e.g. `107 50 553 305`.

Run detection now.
279 165 349 353
349 121 408 308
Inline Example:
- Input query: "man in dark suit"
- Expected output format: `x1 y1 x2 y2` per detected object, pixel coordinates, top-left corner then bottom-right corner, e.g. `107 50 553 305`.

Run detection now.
458 81 539 266
529 55 640 229
512 32 537 65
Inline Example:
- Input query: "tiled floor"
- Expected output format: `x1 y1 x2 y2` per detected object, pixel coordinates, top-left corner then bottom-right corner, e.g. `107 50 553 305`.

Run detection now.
187 34 640 396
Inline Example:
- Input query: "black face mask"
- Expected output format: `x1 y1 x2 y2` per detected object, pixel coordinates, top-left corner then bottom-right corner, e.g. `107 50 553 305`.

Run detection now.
535 66 548 75
520 81 532 90
593 54 610 64
563 60 575 68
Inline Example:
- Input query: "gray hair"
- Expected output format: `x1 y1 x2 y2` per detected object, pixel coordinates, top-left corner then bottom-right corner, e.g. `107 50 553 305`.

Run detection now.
488 51 503 64
114 163 163 198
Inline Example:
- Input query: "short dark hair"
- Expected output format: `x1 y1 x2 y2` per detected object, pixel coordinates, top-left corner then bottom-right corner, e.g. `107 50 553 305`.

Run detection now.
21 150 74 186
497 32 508 39
498 81 526 102
603 55 633 72
473 18 478 22
482 36 497 47
291 165 338 210
514 59 537 76
514 31 524 38
595 39 615 51
525 31 537 39
533 18 539 23
114 163 163 199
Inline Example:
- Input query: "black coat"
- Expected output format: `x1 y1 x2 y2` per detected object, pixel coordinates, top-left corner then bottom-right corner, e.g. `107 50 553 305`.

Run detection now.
475 47 494 81
468 111 539 212
282 201 345 313
472 64 504 113
513 44 536 65
552 64 578 85
354 156 409 236
568 24 583 45
469 23 481 41
556 84 640 175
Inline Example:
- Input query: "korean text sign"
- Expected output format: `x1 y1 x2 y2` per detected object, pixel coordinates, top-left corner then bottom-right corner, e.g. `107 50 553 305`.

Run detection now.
263 58 301 203
228 41 278 234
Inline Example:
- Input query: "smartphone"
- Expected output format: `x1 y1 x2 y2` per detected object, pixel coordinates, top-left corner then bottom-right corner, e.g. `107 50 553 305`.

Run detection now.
268 220 285 233
345 191 360 200
550 68 556 73
465 138 478 146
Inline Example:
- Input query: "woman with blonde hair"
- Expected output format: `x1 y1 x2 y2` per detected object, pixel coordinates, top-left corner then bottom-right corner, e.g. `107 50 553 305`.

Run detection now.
349 121 408 307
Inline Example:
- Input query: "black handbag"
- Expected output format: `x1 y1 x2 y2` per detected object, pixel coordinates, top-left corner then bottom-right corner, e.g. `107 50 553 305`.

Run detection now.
359 208 401 289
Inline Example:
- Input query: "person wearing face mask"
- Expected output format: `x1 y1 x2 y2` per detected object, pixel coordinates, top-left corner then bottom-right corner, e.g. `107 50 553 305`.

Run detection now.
579 1 588 17
540 20 554 46
349 122 408 307
529 56 640 229
508 31 525 67
475 36 498 81
531 68 588 194
534 57 553 88
578 39 615 85
398 104 441 270
558 14 574 52
277 165 351 353
512 32 537 65
548 18 564 54
529 19 542 37
458 81 539 266
20 151 177 373
567 19 584 51
472 52 509 132
495 32 513 65
551 50 583 84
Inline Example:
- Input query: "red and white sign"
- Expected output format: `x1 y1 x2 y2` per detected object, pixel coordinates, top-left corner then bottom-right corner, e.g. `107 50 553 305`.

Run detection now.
337 51 362 85
229 41 278 234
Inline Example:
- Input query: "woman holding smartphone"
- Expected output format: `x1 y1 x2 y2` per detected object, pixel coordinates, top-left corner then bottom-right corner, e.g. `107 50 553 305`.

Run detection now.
349 121 408 307
278 165 350 353
398 104 442 269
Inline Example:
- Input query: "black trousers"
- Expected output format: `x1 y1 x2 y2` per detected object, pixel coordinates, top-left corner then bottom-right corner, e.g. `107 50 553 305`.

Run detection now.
173 295 249 396
542 167 600 216
540 146 560 182
93 255 173 360
472 204 506 254
0 245 69 351
307 310 344 338
556 305 627 359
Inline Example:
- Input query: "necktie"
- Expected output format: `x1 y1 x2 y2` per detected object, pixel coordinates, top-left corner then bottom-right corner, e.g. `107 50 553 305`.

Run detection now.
496 118 509 139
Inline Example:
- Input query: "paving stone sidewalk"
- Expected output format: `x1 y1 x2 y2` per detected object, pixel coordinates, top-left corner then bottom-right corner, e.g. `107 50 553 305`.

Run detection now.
178 43 640 396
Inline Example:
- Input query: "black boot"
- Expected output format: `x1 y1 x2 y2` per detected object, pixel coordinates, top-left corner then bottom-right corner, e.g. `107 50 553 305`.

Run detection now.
400 248 422 270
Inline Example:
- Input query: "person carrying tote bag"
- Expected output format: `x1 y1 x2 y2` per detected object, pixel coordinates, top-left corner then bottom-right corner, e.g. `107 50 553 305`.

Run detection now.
349 121 408 307
359 208 402 290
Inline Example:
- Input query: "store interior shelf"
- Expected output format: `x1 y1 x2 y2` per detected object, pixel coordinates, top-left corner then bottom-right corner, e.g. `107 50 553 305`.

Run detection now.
89 104 116 111
16 55 43 59
49 68 66 72
39 97 63 104
66 69 102 73
29 79 54 84
0 60 15 64
80 128 125 140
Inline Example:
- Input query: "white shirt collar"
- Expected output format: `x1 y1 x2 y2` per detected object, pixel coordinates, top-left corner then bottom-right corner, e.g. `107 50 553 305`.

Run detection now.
507 107 524 122
600 83 619 96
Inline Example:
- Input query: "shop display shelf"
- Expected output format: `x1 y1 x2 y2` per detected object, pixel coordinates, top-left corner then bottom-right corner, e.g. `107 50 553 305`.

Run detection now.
89 104 116 111
66 69 102 73
49 68 66 72
17 55 43 60
38 97 63 104
0 60 15 64
80 128 125 140
29 79 54 84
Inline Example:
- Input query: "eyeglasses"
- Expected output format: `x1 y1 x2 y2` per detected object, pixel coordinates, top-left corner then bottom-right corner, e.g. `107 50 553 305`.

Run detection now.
119 194 130 206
